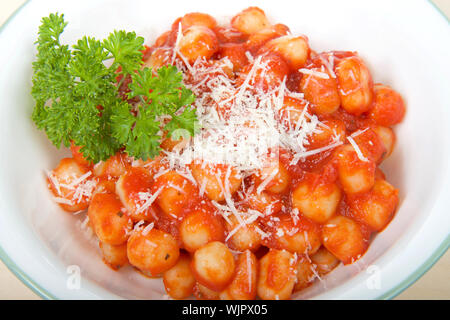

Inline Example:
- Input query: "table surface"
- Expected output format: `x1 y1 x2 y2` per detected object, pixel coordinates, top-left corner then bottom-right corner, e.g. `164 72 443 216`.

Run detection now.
0 0 449 300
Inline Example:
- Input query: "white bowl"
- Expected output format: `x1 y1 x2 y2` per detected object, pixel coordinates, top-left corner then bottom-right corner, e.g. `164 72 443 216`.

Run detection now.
0 0 448 300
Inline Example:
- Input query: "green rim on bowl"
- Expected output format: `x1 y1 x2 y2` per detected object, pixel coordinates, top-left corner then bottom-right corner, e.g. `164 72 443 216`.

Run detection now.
376 235 449 300
0 0 448 300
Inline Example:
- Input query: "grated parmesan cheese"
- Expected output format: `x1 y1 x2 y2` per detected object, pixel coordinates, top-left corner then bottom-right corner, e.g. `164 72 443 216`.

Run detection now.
347 136 369 162
141 222 155 236
47 170 97 205
299 68 330 79
161 52 328 175
135 187 163 214
247 250 252 291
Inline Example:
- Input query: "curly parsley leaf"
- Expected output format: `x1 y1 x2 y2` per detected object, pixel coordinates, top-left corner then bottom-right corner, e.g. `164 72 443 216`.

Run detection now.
31 13 197 163
103 30 145 77
110 66 198 160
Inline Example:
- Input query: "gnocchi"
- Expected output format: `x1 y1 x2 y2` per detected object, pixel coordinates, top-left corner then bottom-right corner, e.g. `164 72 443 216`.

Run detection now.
46 6 405 300
336 56 373 115
163 253 196 300
191 241 236 291
127 228 180 276
88 192 132 245
179 209 225 252
257 249 297 300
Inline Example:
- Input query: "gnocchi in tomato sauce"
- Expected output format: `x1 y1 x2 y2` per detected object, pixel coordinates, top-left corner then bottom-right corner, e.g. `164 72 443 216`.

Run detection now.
47 7 405 300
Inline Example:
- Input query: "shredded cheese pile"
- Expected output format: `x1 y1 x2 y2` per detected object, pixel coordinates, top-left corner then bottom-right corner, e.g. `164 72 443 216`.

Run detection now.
48 171 97 206
162 27 332 173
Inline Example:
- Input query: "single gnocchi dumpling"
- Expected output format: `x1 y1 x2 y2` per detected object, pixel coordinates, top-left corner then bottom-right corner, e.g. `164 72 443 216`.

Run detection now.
191 241 236 292
88 192 132 245
127 228 180 276
179 209 226 252
299 67 340 115
163 253 196 300
178 25 219 64
257 249 297 300
263 35 310 70
336 55 373 115
369 84 406 126
347 178 399 231
231 7 271 35
292 179 341 224
321 216 369 264
48 158 97 212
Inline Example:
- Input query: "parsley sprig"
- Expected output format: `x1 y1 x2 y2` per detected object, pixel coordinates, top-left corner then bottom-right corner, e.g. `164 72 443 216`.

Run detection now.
31 13 197 162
